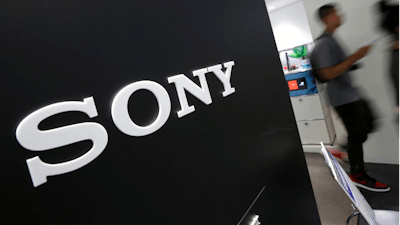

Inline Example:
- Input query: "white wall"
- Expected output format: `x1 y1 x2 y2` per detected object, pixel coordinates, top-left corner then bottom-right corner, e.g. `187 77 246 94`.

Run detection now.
302 0 399 164
266 0 302 12
267 1 315 51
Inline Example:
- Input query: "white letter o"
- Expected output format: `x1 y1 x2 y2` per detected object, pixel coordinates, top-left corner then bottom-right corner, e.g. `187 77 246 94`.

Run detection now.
111 81 171 136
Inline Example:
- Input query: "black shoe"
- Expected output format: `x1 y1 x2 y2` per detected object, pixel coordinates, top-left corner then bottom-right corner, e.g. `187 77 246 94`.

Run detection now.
350 172 390 192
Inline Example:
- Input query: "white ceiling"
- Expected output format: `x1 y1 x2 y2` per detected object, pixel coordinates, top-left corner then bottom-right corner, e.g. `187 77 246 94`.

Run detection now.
265 0 301 12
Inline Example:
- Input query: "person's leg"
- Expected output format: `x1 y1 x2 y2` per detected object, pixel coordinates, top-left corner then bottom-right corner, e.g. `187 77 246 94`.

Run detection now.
334 100 368 175
346 124 367 175
335 100 390 192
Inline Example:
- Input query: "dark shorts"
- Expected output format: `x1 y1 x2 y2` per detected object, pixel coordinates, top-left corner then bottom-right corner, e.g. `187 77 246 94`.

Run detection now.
334 99 377 136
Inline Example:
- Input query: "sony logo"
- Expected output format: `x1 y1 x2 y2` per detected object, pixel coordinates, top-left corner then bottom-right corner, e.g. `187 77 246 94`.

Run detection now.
16 61 235 187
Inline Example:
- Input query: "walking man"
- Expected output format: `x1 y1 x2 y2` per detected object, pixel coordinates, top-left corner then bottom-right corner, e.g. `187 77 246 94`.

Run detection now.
310 4 390 192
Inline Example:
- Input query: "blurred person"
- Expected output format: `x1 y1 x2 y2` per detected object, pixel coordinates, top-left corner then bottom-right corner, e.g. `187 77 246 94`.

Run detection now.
376 0 399 122
310 4 390 192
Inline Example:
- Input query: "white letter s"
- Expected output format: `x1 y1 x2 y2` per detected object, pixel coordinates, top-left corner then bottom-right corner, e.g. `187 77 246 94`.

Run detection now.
16 97 108 187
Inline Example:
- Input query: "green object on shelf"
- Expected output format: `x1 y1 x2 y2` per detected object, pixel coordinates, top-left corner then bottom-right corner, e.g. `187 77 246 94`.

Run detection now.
289 45 308 58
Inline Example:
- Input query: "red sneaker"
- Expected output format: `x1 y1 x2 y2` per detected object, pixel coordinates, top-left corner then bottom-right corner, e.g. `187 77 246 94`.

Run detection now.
327 148 349 163
350 172 390 192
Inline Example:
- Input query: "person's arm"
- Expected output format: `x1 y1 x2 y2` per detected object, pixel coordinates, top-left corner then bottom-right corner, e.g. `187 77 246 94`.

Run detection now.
317 45 372 82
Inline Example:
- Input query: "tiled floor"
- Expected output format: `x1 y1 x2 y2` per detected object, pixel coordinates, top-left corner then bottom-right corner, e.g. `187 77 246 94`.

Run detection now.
358 162 399 224
305 153 357 225
304 152 399 225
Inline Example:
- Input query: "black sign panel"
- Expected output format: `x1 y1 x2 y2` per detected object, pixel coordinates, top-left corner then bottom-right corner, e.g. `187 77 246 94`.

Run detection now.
0 0 320 224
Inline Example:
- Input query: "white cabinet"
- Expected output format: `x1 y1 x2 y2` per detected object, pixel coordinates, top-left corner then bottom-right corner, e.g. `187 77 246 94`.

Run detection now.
291 90 336 145
296 113 335 144
290 94 325 120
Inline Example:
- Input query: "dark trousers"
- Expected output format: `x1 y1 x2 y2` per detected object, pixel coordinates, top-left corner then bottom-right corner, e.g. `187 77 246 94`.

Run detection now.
334 99 376 175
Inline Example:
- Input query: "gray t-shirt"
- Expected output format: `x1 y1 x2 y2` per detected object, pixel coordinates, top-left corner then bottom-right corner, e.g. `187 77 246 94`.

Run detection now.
310 33 361 107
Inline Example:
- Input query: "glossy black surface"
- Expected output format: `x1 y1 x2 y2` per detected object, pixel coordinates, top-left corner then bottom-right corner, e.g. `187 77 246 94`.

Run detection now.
0 0 320 224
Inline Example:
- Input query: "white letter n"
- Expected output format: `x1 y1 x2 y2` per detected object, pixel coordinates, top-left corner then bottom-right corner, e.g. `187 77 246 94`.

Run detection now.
168 68 212 118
